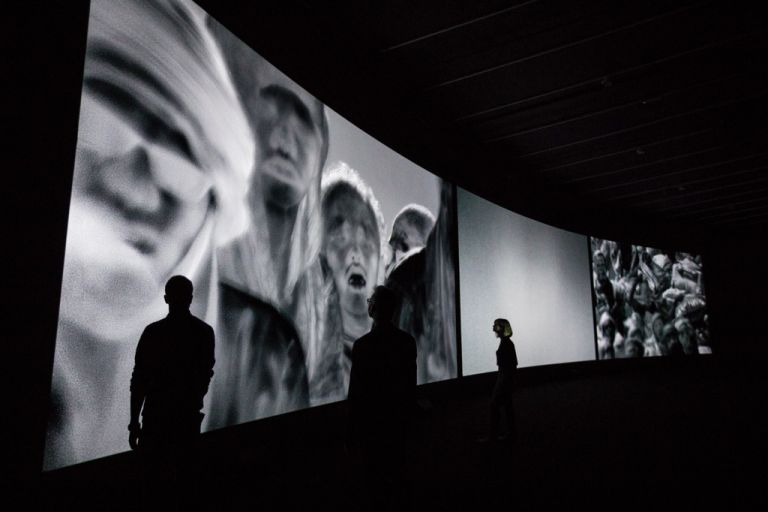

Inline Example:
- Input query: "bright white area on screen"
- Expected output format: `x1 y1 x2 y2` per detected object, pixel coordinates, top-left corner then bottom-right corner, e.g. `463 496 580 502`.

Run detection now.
458 188 595 375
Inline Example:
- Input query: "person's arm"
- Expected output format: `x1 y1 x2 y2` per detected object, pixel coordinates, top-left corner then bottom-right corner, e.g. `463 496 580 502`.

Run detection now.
511 342 518 369
198 325 216 401
129 328 149 449
626 275 649 315
410 335 417 388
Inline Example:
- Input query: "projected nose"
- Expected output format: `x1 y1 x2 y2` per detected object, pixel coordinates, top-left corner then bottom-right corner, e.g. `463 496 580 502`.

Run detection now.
100 146 161 214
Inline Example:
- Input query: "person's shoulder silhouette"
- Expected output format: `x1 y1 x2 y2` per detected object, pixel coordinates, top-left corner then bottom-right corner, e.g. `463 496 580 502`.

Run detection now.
347 286 416 511
129 276 215 511
129 275 215 447
348 286 416 406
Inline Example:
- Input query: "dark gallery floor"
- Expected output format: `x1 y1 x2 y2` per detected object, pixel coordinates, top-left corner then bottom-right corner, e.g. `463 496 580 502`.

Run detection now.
40 356 767 511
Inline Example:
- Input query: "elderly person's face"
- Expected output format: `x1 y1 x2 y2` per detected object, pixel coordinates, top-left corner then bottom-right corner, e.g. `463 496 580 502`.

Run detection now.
388 216 428 269
255 84 324 210
63 22 226 335
59 0 257 344
323 189 380 317
73 91 213 282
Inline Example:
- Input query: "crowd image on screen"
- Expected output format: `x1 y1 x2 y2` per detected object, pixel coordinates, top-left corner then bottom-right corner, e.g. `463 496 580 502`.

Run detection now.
46 0 457 469
590 238 710 360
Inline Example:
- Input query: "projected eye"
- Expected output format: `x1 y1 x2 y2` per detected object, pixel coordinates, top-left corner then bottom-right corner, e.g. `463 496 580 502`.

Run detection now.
137 114 195 164
84 78 198 166
261 85 317 136
328 227 348 246
362 239 377 255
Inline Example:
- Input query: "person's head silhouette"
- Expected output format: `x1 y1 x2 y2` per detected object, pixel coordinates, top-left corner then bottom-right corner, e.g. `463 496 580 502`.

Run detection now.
164 275 193 312
367 285 398 325
493 318 513 339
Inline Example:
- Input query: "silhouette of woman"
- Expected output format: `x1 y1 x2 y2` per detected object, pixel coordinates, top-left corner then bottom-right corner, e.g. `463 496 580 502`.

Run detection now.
485 318 518 442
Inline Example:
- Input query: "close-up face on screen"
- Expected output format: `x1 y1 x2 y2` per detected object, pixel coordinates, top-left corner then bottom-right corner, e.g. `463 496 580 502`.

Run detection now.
46 0 457 470
457 189 596 375
590 238 711 360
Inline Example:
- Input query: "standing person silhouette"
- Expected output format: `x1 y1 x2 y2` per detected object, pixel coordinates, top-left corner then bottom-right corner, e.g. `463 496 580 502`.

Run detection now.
129 275 215 510
482 318 518 443
347 285 416 511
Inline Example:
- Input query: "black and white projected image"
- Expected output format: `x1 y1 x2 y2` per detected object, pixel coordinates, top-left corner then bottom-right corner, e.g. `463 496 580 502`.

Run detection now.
46 0 457 470
590 238 710 360
458 189 595 375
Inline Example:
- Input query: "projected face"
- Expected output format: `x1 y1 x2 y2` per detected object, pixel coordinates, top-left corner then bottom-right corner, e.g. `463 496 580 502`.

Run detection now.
65 57 215 333
255 84 324 210
593 252 608 280
652 315 665 341
388 217 425 266
323 188 381 317
75 94 212 278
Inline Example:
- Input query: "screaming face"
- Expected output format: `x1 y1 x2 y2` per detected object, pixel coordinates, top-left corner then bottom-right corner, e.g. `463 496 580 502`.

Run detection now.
322 187 381 317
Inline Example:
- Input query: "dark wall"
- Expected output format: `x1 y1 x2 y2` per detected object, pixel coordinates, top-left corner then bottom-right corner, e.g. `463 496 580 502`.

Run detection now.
5 1 766 502
5 0 89 490
705 227 768 362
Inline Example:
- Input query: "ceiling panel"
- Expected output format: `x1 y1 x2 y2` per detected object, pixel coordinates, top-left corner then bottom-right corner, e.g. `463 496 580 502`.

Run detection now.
200 0 768 237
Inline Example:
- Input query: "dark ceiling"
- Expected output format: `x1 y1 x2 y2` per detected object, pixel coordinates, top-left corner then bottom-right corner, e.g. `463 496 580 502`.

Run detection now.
198 0 768 245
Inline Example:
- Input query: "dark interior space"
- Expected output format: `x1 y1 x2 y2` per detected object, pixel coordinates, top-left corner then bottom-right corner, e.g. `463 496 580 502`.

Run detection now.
4 1 767 509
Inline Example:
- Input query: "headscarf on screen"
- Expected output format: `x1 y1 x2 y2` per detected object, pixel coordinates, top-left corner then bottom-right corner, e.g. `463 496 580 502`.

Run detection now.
311 162 386 403
47 0 254 470
207 16 331 382
86 0 253 247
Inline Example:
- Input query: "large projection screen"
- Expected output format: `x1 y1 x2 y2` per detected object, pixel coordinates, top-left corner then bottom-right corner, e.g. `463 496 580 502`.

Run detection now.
590 238 711 359
458 188 595 375
46 0 457 470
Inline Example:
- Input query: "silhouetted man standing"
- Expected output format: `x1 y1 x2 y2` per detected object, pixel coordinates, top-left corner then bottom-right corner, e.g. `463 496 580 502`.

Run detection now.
129 275 215 509
348 285 416 511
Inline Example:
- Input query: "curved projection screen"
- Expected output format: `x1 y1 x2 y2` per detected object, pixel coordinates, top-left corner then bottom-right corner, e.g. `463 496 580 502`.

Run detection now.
590 238 710 359
46 0 457 470
458 188 596 375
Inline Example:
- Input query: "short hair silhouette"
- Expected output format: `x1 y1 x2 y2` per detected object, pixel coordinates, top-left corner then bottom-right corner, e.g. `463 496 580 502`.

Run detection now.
165 275 194 305
372 285 398 320
494 318 513 338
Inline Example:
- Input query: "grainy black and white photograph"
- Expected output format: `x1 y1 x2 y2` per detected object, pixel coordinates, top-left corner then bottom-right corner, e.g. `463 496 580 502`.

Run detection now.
590 238 710 360
45 0 457 470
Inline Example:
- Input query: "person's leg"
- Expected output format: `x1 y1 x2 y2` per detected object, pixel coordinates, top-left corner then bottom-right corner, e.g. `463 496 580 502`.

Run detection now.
488 398 501 439
501 396 517 441
139 433 174 510
174 422 203 510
